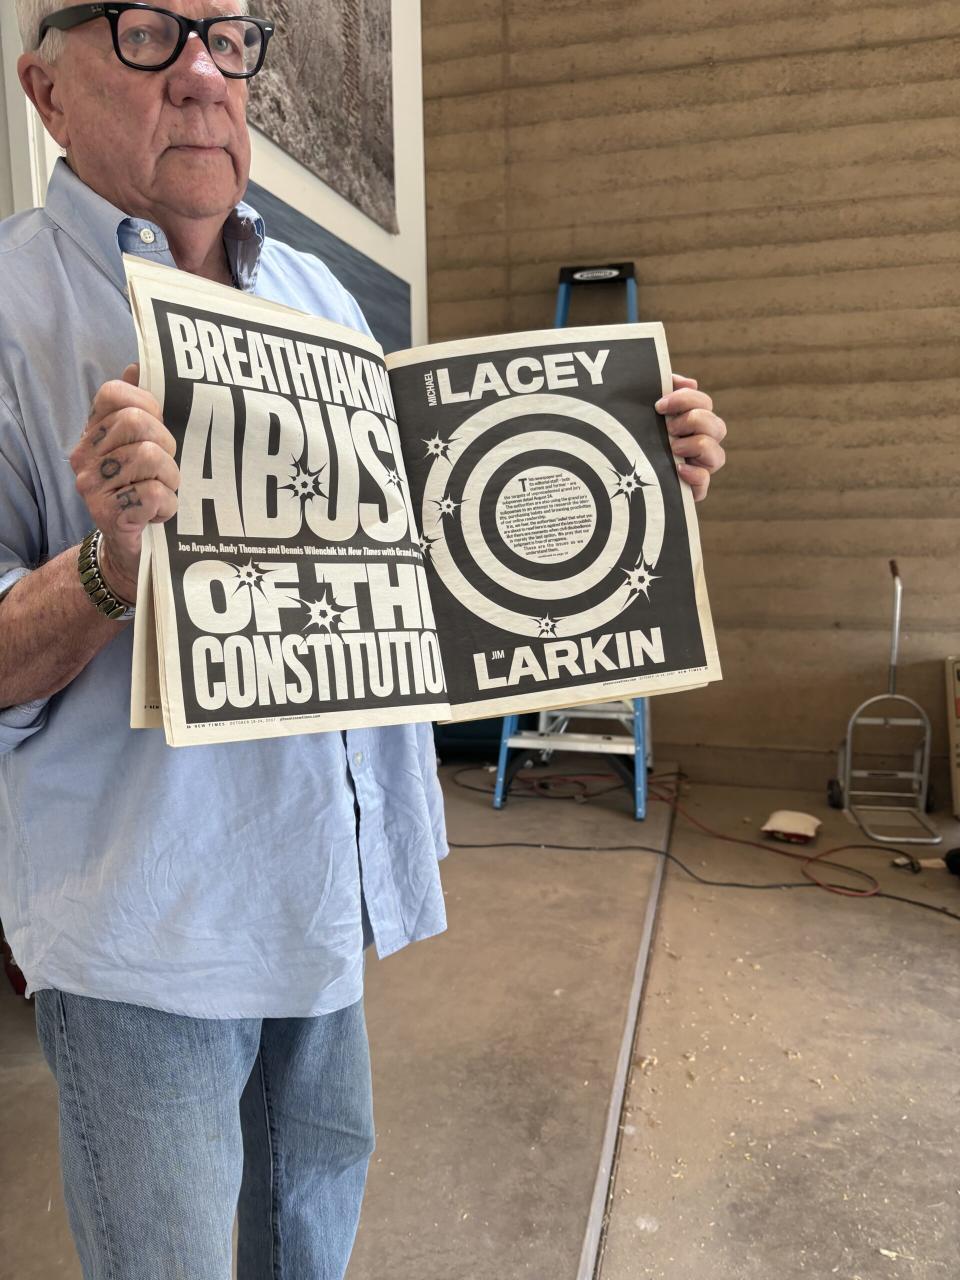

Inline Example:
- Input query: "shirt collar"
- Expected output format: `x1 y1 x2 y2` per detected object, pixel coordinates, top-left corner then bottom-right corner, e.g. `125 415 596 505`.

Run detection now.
43 157 266 295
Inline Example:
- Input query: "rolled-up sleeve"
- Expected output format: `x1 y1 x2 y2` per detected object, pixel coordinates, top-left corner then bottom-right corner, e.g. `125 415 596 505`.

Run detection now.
0 387 49 752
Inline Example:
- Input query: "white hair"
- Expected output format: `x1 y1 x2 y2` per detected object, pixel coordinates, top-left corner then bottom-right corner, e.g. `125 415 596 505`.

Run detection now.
15 1 67 58
15 0 251 61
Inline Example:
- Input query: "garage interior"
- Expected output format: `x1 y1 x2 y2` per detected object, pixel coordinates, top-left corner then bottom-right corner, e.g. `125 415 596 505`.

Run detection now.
2 1 959 1278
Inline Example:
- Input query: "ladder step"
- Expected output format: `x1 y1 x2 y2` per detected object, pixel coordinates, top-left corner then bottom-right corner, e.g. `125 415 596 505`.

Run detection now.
507 731 636 755
541 710 633 721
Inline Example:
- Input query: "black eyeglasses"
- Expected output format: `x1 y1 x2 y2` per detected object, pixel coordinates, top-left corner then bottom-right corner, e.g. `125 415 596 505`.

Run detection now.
37 4 274 78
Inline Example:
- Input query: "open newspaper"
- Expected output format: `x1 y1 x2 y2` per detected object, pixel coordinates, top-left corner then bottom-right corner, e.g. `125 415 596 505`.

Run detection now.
124 256 720 747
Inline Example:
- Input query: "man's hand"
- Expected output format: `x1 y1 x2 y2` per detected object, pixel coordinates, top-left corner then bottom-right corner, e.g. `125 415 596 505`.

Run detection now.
655 374 727 502
69 364 179 601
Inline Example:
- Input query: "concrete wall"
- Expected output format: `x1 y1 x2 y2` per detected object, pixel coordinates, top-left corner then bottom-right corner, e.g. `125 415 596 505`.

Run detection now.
420 0 960 790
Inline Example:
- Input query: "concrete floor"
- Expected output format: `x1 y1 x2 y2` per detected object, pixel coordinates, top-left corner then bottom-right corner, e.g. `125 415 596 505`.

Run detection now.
599 782 960 1280
0 761 666 1280
352 765 665 1279
3 767 958 1280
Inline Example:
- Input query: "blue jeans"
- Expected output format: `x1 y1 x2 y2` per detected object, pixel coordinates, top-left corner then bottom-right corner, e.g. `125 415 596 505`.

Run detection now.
34 988 375 1279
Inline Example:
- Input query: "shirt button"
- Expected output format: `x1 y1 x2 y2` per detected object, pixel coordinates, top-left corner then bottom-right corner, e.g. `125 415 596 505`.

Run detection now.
353 752 364 767
139 228 156 245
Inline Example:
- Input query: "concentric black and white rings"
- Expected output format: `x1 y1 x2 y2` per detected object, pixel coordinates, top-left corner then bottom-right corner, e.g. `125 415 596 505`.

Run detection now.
421 394 664 638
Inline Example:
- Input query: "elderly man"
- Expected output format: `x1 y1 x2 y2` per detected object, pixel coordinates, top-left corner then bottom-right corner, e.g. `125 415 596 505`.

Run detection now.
0 2 728 1277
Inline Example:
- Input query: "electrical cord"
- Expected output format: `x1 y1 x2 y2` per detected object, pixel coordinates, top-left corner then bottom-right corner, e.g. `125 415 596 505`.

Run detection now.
452 767 878 890
449 838 820 890
448 837 960 922
447 766 960 923
451 765 624 800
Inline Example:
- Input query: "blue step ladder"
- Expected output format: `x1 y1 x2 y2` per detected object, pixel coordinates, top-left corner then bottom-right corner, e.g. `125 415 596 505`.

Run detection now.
493 262 652 821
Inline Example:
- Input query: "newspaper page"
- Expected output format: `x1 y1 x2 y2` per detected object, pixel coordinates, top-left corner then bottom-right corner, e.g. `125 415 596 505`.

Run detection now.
386 326 721 720
124 256 450 746
129 535 162 728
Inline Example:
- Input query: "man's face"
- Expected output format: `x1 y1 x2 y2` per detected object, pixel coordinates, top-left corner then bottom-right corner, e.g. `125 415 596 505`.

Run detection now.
37 0 252 223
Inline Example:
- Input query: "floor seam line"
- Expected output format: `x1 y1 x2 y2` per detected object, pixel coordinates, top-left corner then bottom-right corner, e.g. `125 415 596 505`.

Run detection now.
577 776 678 1280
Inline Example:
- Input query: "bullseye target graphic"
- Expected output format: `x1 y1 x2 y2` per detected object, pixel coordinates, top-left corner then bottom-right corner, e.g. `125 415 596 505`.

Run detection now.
420 394 665 638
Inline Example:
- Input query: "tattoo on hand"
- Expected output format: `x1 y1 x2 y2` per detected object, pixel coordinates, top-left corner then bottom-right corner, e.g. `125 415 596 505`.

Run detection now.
100 457 122 479
116 486 142 510
91 426 108 446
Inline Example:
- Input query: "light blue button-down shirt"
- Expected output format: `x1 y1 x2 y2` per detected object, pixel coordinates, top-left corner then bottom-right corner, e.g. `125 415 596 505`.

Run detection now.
0 160 448 1018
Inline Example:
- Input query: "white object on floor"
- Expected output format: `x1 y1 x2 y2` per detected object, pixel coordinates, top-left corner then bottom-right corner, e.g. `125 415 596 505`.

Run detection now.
761 810 822 844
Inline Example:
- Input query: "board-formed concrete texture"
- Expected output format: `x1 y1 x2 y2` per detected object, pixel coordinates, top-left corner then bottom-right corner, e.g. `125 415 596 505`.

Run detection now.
419 0 960 796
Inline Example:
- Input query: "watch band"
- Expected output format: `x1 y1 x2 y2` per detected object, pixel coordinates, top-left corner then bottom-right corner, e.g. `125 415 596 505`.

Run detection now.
78 529 136 622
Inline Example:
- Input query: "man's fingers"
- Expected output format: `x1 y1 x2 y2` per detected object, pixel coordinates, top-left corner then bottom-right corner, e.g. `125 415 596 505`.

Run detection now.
656 387 713 416
657 375 725 502
113 481 178 531
84 378 161 431
104 481 178 540
97 484 178 592
102 445 183 494
70 410 177 484
85 406 177 458
70 366 171 590
670 434 726 473
666 406 727 443
83 441 181 496
678 463 711 502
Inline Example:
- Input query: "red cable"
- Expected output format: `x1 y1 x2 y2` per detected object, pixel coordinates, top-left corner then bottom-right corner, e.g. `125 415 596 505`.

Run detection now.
459 766 887 899
646 784 880 897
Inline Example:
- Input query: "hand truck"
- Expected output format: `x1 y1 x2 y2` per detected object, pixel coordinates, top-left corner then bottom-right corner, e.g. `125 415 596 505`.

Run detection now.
827 560 941 844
